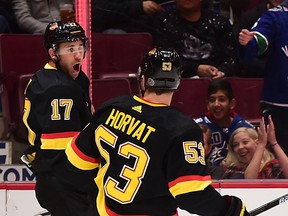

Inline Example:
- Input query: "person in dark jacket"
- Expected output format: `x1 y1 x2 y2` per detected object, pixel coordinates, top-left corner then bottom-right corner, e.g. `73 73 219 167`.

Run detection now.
91 0 167 33
153 0 238 78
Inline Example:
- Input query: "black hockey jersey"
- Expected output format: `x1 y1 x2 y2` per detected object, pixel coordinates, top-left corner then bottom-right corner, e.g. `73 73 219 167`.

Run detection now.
23 65 92 174
66 95 224 215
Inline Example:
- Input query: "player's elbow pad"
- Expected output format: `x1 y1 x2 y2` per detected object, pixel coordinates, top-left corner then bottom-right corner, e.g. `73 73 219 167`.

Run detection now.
223 195 250 216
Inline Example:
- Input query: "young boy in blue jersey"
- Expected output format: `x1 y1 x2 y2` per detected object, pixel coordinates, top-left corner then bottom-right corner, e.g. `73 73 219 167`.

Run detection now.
195 79 254 171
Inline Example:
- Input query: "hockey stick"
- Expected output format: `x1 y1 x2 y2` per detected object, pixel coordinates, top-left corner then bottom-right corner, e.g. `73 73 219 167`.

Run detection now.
33 210 51 216
249 193 288 216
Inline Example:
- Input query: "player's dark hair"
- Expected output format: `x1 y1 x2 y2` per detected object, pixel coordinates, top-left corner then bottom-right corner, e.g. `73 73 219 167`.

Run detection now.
207 78 234 100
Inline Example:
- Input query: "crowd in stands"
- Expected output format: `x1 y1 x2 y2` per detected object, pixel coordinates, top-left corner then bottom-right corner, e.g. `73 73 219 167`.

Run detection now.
0 0 75 34
0 0 20 33
1 0 281 78
1 0 288 180
195 79 254 178
90 0 288 180
197 79 288 179
152 0 236 79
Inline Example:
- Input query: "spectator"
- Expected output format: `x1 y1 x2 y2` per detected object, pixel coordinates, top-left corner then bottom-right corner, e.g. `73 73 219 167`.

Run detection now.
21 21 97 215
223 117 288 179
199 123 226 179
236 0 284 37
0 0 20 33
266 116 288 178
65 47 250 216
0 15 10 33
195 79 254 167
153 0 238 78
222 0 262 26
238 0 288 154
235 0 285 78
91 0 167 33
199 124 213 156
12 0 75 34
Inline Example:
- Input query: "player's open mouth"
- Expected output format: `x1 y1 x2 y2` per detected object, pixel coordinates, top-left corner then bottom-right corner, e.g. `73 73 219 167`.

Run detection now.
73 63 80 72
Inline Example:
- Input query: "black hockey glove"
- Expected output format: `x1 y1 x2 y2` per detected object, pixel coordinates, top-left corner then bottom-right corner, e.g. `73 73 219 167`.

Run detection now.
223 195 250 216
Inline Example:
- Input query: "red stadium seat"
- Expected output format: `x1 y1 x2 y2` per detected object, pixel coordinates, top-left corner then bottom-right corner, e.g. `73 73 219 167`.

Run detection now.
171 78 211 118
92 33 153 95
92 78 132 110
226 77 264 125
0 34 46 141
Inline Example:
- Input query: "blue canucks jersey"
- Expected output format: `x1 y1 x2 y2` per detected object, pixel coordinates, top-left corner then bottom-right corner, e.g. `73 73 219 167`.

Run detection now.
195 111 254 166
243 4 288 105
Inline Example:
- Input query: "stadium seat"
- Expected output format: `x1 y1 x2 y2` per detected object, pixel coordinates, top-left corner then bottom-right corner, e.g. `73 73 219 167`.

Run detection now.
92 78 132 110
226 77 264 125
92 33 153 95
0 34 46 141
171 78 211 118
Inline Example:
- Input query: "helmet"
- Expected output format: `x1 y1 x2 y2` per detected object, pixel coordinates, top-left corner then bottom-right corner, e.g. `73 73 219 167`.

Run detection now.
44 21 87 52
138 47 182 90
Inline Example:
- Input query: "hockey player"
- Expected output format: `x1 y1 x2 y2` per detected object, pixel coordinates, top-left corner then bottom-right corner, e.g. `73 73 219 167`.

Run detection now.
66 47 250 215
22 21 97 216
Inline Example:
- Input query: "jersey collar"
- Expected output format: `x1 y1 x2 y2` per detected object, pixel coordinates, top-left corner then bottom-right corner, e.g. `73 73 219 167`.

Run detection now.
133 95 168 107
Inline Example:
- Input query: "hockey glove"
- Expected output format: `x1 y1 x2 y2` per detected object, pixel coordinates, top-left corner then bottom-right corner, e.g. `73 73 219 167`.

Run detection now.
20 152 36 175
223 195 250 216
